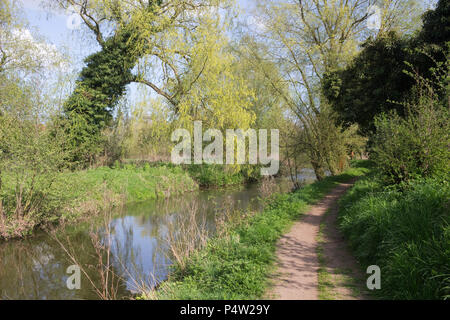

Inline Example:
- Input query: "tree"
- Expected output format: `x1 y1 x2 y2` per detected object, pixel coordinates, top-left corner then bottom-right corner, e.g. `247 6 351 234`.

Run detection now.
419 0 450 48
55 0 256 165
253 0 375 179
323 0 449 134
322 32 413 134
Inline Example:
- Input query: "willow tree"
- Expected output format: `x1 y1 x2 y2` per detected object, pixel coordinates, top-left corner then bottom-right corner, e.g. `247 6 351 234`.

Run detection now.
54 0 255 165
253 0 418 179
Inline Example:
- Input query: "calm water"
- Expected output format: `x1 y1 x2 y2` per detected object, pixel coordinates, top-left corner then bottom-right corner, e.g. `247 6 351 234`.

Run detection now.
0 171 316 300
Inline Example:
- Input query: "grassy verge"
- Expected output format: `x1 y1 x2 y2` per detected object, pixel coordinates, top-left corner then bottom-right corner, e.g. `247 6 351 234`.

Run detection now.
63 164 198 202
316 210 336 300
184 164 261 187
316 209 364 300
0 164 198 239
338 172 450 299
148 161 371 299
117 161 262 187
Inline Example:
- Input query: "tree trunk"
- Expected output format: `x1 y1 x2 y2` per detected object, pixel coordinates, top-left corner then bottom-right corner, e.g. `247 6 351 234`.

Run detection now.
311 160 326 181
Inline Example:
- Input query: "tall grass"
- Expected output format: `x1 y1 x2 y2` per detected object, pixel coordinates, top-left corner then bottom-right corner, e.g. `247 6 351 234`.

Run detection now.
61 164 198 202
338 174 450 299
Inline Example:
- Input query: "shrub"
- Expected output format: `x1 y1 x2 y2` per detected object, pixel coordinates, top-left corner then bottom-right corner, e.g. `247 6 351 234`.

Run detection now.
371 85 449 184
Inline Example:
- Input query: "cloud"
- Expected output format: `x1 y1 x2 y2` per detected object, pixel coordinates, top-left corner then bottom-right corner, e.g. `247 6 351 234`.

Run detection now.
1 28 70 72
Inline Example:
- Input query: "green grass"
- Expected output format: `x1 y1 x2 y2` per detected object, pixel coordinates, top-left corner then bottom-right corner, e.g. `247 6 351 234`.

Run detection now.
184 164 261 187
151 161 371 299
338 172 450 299
62 164 198 202
316 210 336 300
0 164 198 239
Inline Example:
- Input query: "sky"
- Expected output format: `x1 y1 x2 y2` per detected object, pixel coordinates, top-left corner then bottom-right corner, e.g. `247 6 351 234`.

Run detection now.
19 0 69 44
17 0 438 68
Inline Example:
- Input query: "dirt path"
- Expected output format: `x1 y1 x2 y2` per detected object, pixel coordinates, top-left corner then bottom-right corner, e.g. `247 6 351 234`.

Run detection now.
270 180 367 300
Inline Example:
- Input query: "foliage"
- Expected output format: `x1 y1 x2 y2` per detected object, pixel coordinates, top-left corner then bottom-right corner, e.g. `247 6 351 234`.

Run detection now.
62 16 154 164
0 77 69 238
58 0 254 166
306 105 367 176
339 173 450 299
121 98 174 162
252 0 378 179
323 0 450 134
173 20 256 132
419 0 450 49
371 82 450 184
322 32 414 133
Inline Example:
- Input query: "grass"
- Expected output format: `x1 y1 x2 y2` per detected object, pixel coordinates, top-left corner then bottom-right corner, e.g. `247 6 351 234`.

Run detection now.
184 164 261 187
0 164 198 239
338 172 450 299
316 209 365 300
149 160 371 299
316 210 336 300
62 164 198 202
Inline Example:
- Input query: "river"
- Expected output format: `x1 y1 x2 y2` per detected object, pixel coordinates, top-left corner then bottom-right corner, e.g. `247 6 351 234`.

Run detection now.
0 170 317 299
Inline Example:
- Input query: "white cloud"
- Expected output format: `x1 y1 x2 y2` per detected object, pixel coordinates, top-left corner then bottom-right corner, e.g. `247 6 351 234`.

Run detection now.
1 28 69 72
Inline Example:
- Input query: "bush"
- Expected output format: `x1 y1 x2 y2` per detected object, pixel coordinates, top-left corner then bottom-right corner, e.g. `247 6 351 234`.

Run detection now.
0 79 69 238
371 85 450 184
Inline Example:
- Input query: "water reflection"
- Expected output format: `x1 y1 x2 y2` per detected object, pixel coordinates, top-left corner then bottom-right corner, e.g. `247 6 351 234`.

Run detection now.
0 173 314 300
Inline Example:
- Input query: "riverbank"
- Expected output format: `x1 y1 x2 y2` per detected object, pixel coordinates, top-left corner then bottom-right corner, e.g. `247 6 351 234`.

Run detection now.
0 163 263 240
0 179 280 299
185 164 260 187
147 161 371 299
338 172 450 299
0 164 198 240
